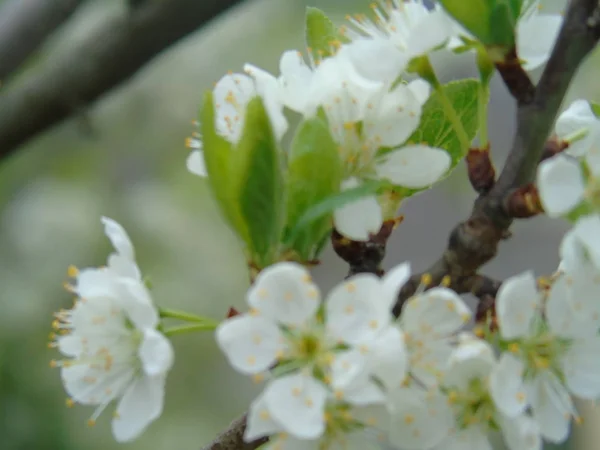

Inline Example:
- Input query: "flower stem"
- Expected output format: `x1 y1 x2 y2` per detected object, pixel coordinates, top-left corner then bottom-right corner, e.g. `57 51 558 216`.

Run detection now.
159 307 218 324
563 127 589 144
163 323 218 336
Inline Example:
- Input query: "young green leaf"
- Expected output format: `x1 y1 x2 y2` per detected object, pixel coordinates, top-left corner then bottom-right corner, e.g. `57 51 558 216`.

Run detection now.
285 179 390 245
439 0 493 44
235 97 284 268
590 102 600 118
408 79 481 167
200 91 249 244
305 6 348 61
285 115 342 259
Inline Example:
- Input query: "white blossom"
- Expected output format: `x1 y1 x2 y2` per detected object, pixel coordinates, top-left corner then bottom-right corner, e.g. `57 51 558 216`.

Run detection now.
345 0 458 59
555 99 600 163
389 339 541 450
537 154 585 216
217 262 410 441
491 271 600 443
50 217 173 442
517 3 563 71
186 72 287 177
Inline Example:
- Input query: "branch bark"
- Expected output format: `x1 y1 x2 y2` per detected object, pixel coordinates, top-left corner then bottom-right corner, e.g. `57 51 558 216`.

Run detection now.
0 0 85 81
200 415 266 450
391 0 600 314
0 0 244 159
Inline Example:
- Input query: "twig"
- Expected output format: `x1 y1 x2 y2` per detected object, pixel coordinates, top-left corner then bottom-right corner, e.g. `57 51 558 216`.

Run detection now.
0 0 244 159
200 415 267 450
392 0 600 315
0 0 85 81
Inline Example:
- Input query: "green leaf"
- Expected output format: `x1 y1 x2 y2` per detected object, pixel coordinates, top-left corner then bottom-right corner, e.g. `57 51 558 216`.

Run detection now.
305 7 348 61
489 2 516 48
285 179 390 245
236 97 284 267
285 115 342 259
565 201 595 223
591 102 600 118
407 79 481 167
439 0 494 44
200 92 249 243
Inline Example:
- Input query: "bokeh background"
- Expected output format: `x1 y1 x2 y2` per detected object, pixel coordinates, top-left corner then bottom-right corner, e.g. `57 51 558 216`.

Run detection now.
0 0 598 449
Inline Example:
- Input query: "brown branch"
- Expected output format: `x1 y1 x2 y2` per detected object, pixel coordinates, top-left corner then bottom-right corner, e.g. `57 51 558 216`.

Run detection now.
200 415 267 450
0 0 85 81
0 0 244 160
391 0 600 316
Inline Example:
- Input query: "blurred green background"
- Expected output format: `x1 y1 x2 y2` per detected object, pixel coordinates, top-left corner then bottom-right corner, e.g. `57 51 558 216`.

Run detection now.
0 0 598 449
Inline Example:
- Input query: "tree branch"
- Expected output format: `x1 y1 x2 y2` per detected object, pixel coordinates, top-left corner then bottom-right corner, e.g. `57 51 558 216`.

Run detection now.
200 415 266 450
0 0 244 159
391 0 600 315
0 0 85 81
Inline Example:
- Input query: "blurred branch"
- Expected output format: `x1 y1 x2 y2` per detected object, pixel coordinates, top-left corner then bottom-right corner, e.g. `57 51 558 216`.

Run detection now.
0 0 244 160
0 0 85 81
200 415 267 450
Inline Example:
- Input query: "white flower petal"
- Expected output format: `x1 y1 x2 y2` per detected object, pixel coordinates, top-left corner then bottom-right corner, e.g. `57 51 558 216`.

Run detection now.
496 271 540 340
112 375 165 442
101 216 135 261
216 315 283 375
434 428 493 450
499 414 542 450
61 364 134 405
401 287 471 337
245 391 284 441
443 340 495 390
74 268 117 299
213 73 255 144
278 50 313 113
186 150 207 177
409 339 454 387
138 328 174 376
264 435 317 450
555 99 600 157
116 278 159 330
573 215 600 270
537 155 585 216
388 386 454 450
326 274 388 345
405 9 455 57
57 335 84 357
407 79 431 106
248 262 319 326
107 253 141 279
375 145 451 188
338 38 409 83
341 379 387 406
380 262 411 311
264 373 327 440
331 349 370 391
517 14 562 71
526 374 573 443
562 336 600 398
334 178 383 241
369 326 408 391
546 275 600 338
364 84 422 147
490 353 527 417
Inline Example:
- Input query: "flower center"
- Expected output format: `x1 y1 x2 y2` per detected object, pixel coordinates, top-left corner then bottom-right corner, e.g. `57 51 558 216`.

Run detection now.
447 377 496 431
508 328 571 379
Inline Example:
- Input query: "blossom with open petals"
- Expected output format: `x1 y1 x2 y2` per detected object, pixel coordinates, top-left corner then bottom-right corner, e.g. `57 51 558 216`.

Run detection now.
50 217 173 442
490 271 600 443
217 262 410 441
389 339 542 450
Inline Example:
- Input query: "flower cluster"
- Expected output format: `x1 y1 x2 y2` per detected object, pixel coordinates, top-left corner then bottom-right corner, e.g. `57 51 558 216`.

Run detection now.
48 0 596 447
